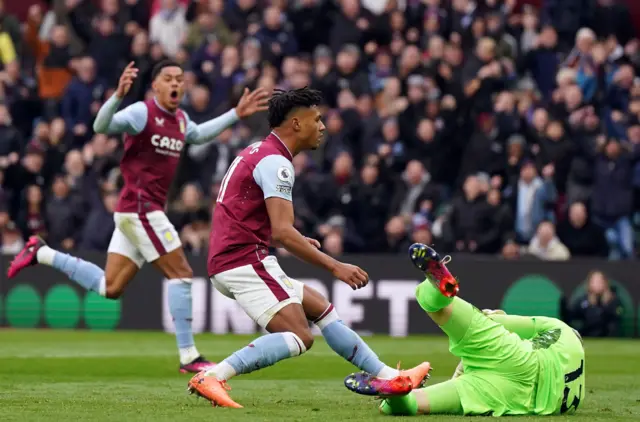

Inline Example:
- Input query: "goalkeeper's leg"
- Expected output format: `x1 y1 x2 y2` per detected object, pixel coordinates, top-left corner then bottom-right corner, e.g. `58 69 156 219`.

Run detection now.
405 244 540 416
348 244 541 416
409 243 484 346
409 243 538 370
379 379 463 416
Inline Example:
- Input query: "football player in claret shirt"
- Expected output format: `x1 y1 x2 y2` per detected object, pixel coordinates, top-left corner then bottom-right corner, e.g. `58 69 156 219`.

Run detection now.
7 60 268 373
187 87 432 408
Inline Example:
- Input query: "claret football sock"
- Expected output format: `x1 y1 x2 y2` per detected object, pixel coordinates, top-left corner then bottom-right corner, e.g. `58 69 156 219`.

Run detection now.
206 332 307 381
415 277 454 313
315 305 399 379
167 279 199 364
38 246 106 295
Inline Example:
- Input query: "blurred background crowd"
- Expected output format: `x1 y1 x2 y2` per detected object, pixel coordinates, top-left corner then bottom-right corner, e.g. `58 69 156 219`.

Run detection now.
1 0 639 262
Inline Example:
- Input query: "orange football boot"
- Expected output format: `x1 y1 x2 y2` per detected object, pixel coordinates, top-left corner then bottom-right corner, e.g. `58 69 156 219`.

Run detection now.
187 371 243 408
400 361 432 389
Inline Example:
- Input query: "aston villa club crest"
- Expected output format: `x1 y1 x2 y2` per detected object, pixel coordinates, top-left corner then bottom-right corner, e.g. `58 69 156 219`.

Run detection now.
179 119 186 134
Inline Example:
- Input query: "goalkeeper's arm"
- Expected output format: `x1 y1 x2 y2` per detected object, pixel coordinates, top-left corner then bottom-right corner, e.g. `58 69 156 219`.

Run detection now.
482 310 538 340
488 314 538 340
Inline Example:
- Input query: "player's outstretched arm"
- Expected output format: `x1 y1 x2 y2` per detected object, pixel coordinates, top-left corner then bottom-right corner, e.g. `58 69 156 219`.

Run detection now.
254 155 368 290
487 313 537 340
93 62 145 135
185 88 269 145
266 198 367 290
93 95 147 135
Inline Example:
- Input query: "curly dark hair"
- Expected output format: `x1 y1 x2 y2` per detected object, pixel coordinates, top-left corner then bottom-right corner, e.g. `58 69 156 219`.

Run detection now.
267 87 323 128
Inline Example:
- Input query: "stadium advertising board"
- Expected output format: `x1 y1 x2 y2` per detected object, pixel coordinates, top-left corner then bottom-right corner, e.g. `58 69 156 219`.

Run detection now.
0 254 638 336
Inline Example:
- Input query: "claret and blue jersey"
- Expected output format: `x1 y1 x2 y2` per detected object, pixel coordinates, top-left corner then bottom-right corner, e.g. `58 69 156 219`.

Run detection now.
207 132 295 276
93 94 238 213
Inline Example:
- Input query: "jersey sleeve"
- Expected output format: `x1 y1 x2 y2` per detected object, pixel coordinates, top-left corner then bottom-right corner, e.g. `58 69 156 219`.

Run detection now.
252 154 295 201
184 109 239 145
93 95 147 135
488 314 537 340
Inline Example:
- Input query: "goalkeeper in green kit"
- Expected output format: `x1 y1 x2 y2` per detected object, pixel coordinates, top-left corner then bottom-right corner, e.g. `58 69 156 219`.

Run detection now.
344 243 585 417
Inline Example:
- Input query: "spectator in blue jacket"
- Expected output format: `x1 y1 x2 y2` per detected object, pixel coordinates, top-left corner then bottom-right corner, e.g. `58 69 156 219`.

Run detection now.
60 57 106 145
590 138 640 259
510 160 558 244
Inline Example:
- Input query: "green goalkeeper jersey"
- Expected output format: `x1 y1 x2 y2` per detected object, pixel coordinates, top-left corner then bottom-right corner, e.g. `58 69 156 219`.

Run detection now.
479 313 586 416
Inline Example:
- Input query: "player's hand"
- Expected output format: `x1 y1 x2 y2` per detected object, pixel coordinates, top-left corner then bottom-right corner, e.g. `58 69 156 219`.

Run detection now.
235 87 269 119
332 262 369 290
305 237 321 249
116 61 138 99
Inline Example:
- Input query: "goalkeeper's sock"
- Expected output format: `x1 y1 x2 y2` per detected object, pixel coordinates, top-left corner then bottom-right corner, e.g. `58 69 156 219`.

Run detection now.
379 393 419 416
316 305 399 379
415 277 454 313
38 246 106 296
205 332 306 381
167 280 200 364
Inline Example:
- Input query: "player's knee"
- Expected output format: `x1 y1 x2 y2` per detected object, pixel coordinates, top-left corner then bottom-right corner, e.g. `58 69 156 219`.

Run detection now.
163 263 193 280
180 267 194 279
104 279 124 299
154 249 193 279
293 329 314 351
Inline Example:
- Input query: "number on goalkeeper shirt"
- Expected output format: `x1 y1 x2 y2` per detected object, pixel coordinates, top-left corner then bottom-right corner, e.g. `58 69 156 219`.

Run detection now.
560 359 584 414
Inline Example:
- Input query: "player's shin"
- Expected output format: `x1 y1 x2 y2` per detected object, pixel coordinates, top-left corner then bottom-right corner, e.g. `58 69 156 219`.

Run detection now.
37 246 106 296
415 277 454 313
379 393 419 416
315 305 399 379
205 332 306 381
167 279 200 364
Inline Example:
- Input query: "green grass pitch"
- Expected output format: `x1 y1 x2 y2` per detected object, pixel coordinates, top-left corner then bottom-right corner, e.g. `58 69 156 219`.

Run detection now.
0 330 638 421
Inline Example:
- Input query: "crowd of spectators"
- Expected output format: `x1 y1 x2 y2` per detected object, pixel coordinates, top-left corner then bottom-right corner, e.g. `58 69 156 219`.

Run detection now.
0 0 639 260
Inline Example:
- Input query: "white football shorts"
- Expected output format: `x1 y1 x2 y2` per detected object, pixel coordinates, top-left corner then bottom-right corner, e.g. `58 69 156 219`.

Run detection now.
210 255 304 328
107 211 182 267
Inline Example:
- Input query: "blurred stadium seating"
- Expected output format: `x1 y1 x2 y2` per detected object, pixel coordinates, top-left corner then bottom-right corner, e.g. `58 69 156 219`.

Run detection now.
0 0 639 261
